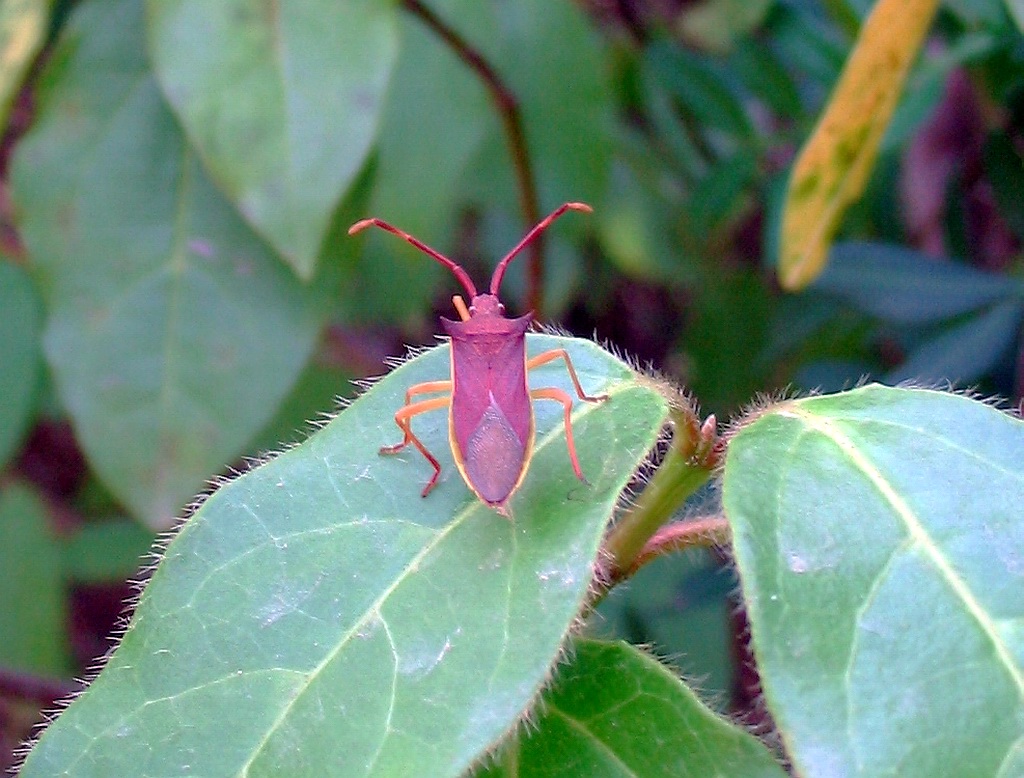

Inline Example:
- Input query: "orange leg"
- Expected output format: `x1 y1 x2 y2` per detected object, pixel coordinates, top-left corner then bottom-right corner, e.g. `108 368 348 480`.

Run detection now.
527 349 609 403
530 387 587 482
380 388 452 497
396 380 452 407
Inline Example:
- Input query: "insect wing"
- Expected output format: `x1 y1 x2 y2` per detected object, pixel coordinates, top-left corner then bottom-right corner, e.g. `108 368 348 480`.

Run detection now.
442 315 533 505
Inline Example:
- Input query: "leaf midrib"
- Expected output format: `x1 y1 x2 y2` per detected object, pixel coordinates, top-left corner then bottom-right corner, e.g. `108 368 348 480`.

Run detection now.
237 380 632 775
782 406 1024 698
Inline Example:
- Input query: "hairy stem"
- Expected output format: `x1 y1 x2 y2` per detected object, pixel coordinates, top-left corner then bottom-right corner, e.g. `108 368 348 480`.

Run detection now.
623 516 730 579
401 0 544 315
601 407 722 587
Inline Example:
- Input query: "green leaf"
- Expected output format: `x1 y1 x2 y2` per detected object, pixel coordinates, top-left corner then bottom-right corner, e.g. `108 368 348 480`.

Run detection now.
1008 0 1024 32
0 483 68 673
767 5 846 90
724 385 1024 778
342 0 494 324
688 149 757 233
886 300 1024 385
247 359 355 455
0 260 42 469
816 241 1019 324
730 37 802 119
645 40 755 142
466 0 613 209
510 0 613 204
10 0 325 528
19 335 668 777
944 0 1009 27
0 0 52 128
596 550 735 701
146 0 398 278
678 0 773 53
476 639 786 778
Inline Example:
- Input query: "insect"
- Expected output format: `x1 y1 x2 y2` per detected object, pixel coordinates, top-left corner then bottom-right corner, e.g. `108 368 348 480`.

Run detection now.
348 202 608 514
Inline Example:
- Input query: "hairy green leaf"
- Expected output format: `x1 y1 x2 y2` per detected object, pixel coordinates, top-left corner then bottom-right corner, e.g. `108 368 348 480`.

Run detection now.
477 639 785 778
20 335 668 777
725 385 1024 777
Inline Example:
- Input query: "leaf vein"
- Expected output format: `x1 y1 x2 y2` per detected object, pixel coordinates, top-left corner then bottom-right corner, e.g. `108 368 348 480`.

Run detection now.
785 407 1024 698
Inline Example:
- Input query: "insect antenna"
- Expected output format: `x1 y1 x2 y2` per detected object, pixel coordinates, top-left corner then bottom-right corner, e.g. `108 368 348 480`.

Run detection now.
348 218 478 298
489 202 593 296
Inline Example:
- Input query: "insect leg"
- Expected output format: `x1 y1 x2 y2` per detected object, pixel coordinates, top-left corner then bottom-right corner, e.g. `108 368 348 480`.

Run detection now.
530 387 587 482
379 380 452 453
380 393 452 497
526 349 609 403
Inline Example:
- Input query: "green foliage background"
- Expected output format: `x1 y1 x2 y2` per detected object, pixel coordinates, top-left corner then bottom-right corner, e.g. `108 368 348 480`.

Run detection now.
2 0 1024 774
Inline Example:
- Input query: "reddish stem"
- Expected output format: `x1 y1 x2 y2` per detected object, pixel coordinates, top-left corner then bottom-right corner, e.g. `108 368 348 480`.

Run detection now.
401 0 544 315
625 516 730 578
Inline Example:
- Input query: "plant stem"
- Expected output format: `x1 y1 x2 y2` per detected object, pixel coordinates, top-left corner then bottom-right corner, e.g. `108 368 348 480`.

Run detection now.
601 408 720 585
401 0 544 315
625 516 730 578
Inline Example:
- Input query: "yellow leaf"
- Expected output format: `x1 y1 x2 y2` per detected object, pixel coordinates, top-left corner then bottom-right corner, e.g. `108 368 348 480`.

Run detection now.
0 0 51 128
779 0 940 291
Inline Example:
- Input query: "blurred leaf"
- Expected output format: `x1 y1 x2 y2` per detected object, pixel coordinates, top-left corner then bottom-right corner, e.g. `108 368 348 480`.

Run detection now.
687 269 773 414
462 0 612 212
501 0 614 206
19 335 669 777
596 159 690 281
146 0 398 278
794 358 875 393
886 300 1024 384
677 0 774 53
1007 0 1024 31
247 360 354 456
766 4 846 91
645 40 754 142
477 639 786 778
342 0 494 325
0 260 41 469
689 148 757 232
730 37 801 118
724 385 1024 777
984 131 1024 237
883 31 998 152
0 0 51 128
945 0 1010 27
814 241 1019 323
0 483 68 673
11 0 325 528
779 0 940 290
61 518 155 582
639 68 707 181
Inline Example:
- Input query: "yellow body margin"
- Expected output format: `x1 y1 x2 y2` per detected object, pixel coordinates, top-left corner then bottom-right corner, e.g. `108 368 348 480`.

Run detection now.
779 0 940 291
